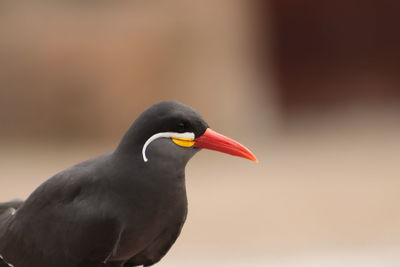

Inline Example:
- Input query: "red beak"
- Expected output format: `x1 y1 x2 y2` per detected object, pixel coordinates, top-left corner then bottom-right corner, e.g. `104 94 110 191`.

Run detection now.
194 128 258 162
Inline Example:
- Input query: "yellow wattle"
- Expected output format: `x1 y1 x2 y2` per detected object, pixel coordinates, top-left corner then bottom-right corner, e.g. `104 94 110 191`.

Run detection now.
172 138 195 147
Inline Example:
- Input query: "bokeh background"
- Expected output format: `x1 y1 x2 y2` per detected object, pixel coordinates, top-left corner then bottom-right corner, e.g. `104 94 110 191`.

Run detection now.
1 1 400 266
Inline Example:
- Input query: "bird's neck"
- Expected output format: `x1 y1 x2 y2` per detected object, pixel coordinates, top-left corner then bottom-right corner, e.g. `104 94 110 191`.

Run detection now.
115 120 147 156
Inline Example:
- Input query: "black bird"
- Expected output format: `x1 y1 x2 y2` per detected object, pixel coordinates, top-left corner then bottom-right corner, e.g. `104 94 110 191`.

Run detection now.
0 101 257 267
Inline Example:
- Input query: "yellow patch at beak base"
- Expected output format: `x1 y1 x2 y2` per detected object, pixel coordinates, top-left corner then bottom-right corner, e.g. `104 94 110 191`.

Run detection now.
172 138 195 147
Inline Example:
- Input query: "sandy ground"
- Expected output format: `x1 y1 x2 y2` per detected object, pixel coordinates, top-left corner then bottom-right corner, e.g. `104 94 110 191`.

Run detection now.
1 121 400 266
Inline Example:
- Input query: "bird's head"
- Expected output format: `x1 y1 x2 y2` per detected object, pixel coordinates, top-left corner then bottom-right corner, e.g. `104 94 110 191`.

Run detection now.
116 101 257 166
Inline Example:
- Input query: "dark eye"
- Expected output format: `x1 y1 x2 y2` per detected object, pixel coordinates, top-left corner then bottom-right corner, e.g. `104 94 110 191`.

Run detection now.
177 122 187 131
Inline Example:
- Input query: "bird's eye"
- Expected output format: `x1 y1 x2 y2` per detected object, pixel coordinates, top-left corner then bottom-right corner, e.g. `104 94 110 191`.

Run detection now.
177 122 186 129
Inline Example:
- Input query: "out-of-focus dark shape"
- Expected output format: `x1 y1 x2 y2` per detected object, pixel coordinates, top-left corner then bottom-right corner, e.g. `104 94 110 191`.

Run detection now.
261 0 400 118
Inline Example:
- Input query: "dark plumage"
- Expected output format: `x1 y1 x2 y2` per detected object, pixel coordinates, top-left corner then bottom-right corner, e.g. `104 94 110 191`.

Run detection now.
0 101 256 267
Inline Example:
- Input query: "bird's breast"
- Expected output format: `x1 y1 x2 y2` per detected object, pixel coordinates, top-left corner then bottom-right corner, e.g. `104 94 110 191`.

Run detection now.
111 181 188 261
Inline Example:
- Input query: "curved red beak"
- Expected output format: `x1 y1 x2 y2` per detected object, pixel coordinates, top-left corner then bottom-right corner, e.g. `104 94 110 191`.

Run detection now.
194 128 258 162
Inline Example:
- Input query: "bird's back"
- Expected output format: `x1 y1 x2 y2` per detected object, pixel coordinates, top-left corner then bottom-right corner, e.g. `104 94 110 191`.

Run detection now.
0 152 189 267
0 200 23 216
0 200 23 237
0 200 24 267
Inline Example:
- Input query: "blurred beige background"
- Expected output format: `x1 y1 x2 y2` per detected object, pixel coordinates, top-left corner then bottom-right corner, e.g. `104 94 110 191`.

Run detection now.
1 1 400 266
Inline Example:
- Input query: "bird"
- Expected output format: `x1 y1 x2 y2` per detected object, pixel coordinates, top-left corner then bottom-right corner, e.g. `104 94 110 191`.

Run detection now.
0 100 257 267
